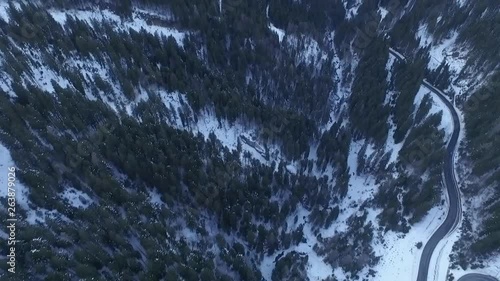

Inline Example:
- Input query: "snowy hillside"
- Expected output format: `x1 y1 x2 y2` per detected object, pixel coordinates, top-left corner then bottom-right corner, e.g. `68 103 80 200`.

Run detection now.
0 0 499 280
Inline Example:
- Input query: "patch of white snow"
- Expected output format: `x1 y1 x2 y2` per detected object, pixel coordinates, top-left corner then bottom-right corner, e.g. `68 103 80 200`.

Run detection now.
60 186 93 209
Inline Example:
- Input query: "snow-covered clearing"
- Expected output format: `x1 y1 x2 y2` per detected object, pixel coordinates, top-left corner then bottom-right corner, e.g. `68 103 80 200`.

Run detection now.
154 90 288 168
49 9 186 46
379 7 389 20
305 145 335 182
0 78 11 97
384 54 403 164
0 1 10 21
426 31 466 75
416 25 472 99
0 143 30 209
65 58 125 108
0 142 65 224
148 188 164 207
372 203 447 281
385 54 397 88
322 140 378 235
158 90 188 128
260 206 336 281
177 226 200 244
456 0 469 8
285 35 328 66
26 50 71 94
191 110 283 166
60 186 93 209
344 0 362 20
0 48 71 97
261 140 379 281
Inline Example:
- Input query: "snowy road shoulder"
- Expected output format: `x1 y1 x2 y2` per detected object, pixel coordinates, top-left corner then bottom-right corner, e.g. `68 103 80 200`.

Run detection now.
372 202 447 281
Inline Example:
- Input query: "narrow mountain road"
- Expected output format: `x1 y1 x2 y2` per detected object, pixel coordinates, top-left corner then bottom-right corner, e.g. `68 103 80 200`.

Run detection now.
389 48 464 281
415 79 462 281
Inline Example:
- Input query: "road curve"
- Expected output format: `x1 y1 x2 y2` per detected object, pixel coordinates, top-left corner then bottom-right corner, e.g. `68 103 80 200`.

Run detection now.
415 79 462 281
389 48 462 281
458 274 499 281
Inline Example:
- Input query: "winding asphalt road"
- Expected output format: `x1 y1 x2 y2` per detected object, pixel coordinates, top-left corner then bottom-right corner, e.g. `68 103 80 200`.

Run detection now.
389 48 461 281
415 79 462 281
388 49 497 281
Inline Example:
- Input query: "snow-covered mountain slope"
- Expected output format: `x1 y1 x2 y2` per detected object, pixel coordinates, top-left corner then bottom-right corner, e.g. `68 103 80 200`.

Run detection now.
48 9 186 46
0 0 498 280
